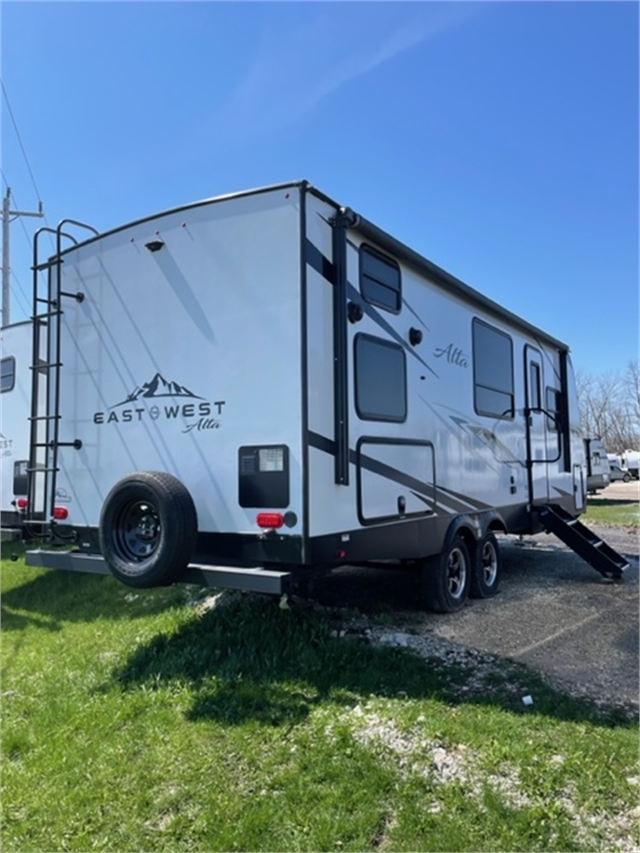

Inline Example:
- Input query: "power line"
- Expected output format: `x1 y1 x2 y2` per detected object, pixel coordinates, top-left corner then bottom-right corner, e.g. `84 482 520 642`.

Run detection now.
1 79 43 206
10 269 30 318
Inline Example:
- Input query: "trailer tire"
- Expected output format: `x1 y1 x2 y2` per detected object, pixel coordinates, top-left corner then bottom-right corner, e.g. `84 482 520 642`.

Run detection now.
99 471 197 589
423 535 471 613
470 531 501 598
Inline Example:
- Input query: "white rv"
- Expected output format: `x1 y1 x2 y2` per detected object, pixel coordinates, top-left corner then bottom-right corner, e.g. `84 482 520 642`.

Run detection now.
584 438 610 493
24 181 628 609
621 450 639 480
1 321 32 536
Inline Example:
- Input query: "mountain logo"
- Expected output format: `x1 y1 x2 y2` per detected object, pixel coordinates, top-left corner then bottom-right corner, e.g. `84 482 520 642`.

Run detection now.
93 371 225 433
112 373 203 408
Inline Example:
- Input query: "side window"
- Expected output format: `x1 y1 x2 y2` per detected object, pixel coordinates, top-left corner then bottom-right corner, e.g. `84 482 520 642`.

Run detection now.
355 334 407 422
545 387 561 431
529 362 541 410
0 356 15 393
359 244 401 313
472 319 514 419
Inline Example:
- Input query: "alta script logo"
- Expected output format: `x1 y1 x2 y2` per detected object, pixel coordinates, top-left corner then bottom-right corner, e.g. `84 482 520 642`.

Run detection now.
93 373 225 434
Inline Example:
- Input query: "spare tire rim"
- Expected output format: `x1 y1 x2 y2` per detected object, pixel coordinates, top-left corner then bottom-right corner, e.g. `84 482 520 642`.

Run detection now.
116 500 161 561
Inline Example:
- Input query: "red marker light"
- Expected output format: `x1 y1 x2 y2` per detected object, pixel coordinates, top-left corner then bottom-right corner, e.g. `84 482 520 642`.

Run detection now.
16 497 28 509
53 506 69 520
256 512 285 529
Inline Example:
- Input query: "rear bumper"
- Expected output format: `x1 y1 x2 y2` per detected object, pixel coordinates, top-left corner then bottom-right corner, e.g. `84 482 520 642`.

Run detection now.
25 549 292 595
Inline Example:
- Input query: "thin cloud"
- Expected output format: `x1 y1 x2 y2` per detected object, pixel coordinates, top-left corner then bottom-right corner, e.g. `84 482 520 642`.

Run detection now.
204 4 480 151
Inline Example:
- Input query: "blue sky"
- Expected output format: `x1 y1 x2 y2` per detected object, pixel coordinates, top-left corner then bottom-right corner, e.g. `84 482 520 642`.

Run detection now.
2 1 638 376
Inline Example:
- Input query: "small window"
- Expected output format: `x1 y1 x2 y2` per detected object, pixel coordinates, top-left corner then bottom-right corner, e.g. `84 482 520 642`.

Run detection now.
0 356 15 393
545 387 561 432
360 245 401 313
355 334 407 422
472 319 514 419
529 362 541 410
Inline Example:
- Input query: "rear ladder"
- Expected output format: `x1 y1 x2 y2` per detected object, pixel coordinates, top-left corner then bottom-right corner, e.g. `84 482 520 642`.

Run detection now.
538 503 629 580
25 220 98 538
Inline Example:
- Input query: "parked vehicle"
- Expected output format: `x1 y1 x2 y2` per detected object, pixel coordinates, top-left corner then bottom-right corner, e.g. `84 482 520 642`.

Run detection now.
584 438 610 493
21 181 628 609
0 321 31 538
621 450 639 480
609 465 632 483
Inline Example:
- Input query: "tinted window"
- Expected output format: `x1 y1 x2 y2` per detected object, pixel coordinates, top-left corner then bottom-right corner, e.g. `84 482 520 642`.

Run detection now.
355 334 407 422
546 387 561 431
529 362 541 409
360 245 401 313
472 319 514 418
0 356 15 393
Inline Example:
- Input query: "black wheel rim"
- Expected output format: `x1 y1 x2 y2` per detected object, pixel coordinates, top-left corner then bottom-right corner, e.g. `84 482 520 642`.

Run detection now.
114 500 161 562
480 540 498 588
446 546 467 600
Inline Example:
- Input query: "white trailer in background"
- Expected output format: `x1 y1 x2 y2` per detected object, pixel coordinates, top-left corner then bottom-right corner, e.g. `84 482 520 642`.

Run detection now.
621 450 639 480
584 438 610 493
1 321 32 537
23 181 628 609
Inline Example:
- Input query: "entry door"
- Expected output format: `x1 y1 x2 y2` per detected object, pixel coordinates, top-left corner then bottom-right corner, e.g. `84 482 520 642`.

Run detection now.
524 346 549 503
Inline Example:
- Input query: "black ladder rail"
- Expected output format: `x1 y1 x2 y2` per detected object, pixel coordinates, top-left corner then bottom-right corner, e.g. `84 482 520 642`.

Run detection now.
26 220 97 533
538 503 629 580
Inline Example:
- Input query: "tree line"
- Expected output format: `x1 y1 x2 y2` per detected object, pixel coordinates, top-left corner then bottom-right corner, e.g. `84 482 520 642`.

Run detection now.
575 360 639 454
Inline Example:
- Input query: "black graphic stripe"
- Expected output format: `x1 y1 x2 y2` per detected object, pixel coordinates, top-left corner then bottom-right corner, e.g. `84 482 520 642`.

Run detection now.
309 431 434 500
306 238 438 378
346 282 438 378
401 296 431 334
305 238 335 284
309 430 493 515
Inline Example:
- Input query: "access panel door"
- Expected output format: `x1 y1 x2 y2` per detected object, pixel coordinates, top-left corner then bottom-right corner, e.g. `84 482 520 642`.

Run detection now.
357 438 435 525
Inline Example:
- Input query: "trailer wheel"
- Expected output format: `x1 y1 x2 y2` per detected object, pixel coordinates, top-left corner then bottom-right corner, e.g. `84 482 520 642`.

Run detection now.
470 531 501 598
423 535 471 613
99 471 197 588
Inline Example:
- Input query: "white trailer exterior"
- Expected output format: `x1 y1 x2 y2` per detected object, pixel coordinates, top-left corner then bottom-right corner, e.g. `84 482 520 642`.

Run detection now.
24 182 628 607
584 438 610 493
1 321 31 534
621 450 639 479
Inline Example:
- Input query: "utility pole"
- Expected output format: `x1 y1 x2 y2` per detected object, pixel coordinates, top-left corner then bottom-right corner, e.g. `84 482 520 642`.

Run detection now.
2 187 44 326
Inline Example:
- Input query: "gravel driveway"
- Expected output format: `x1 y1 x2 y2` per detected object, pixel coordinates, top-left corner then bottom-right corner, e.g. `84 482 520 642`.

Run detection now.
309 482 639 715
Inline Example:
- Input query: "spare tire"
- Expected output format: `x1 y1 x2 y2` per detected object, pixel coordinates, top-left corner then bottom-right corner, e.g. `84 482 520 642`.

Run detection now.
99 471 197 588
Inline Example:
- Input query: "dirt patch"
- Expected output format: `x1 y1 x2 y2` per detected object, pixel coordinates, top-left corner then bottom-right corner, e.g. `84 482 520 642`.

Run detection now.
308 523 639 716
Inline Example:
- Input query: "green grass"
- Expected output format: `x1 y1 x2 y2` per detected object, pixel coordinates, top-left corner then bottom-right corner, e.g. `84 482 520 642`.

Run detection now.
584 499 639 528
2 547 638 852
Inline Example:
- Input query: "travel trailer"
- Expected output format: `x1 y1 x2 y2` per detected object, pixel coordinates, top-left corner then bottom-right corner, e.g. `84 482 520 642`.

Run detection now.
22 181 628 610
621 450 639 480
584 438 610 493
1 321 32 537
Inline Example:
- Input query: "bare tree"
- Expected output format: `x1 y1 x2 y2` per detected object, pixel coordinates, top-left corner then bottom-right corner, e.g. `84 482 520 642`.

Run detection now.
575 360 640 453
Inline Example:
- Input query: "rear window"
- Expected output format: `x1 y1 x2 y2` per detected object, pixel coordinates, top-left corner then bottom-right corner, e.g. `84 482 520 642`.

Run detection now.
0 356 15 393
